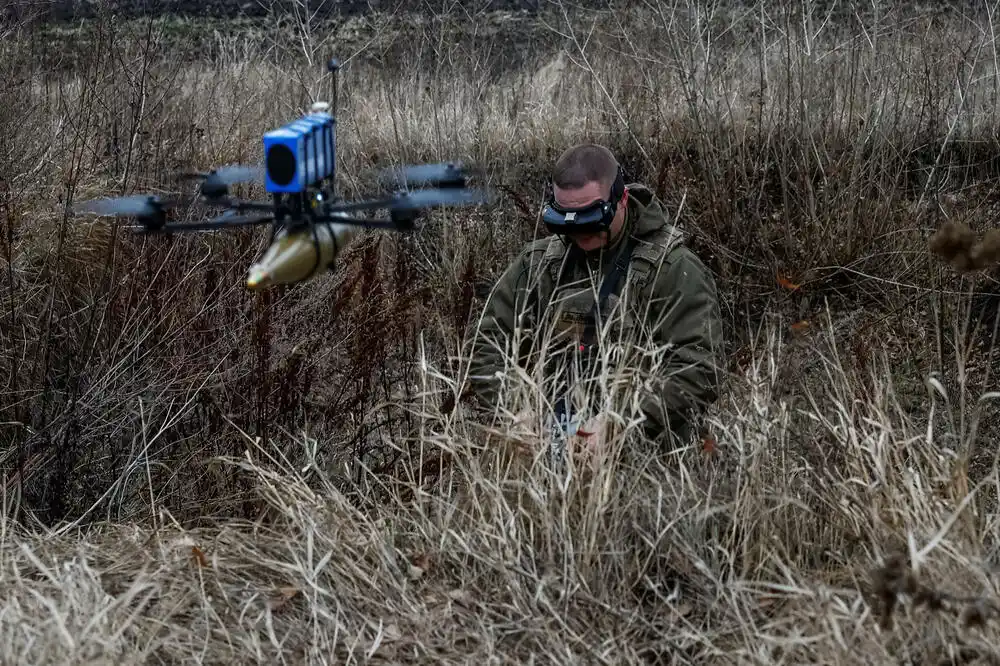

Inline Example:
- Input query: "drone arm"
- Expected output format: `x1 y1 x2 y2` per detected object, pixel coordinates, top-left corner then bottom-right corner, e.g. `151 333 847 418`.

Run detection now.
150 213 276 233
222 198 279 212
313 213 417 231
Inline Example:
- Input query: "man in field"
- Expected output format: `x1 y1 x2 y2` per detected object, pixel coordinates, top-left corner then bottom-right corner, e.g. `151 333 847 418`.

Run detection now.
465 144 725 449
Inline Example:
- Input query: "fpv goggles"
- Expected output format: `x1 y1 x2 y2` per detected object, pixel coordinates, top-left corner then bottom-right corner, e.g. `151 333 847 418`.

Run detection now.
541 165 626 236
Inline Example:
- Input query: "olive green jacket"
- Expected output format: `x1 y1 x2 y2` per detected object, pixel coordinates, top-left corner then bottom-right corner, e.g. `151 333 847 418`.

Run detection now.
465 183 725 443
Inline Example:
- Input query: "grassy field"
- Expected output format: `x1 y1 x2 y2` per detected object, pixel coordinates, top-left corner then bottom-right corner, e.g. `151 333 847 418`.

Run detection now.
3 1 1000 662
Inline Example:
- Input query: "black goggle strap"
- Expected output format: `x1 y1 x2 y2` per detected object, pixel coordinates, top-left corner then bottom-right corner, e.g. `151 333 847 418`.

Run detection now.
603 164 626 210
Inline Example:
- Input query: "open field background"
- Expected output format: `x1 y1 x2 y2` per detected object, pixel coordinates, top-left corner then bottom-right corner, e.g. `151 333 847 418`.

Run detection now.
3 0 1000 662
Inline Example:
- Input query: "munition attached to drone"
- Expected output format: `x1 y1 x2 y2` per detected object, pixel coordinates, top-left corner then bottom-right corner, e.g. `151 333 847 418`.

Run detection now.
72 57 493 291
245 221 358 290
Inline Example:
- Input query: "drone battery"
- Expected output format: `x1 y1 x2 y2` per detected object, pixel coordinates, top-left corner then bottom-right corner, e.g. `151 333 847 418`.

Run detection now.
307 112 335 183
294 113 334 186
286 119 321 186
297 113 335 185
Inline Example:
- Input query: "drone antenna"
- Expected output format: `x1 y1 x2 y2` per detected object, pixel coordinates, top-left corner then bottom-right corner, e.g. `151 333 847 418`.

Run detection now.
328 57 341 200
328 57 340 118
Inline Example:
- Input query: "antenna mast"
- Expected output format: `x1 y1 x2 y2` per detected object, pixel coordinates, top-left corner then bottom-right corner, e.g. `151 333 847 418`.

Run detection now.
328 57 341 201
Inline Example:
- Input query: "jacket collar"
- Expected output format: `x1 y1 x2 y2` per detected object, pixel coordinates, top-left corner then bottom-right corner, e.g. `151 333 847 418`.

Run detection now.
587 183 680 253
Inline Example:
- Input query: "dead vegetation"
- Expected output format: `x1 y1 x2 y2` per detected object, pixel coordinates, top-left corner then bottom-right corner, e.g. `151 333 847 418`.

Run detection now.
930 220 1000 274
2 0 1000 663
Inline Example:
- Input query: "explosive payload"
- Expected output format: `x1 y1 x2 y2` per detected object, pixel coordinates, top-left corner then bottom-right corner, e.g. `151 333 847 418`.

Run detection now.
73 57 493 290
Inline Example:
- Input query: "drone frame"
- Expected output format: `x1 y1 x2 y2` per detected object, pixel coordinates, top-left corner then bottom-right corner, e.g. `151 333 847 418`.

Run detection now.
77 56 488 247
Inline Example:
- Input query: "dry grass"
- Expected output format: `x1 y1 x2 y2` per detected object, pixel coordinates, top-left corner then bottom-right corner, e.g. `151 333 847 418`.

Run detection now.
2 0 1000 662
1 319 998 663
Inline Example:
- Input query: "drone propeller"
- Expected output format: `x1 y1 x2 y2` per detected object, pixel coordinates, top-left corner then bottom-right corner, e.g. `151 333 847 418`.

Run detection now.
377 162 469 189
327 186 493 215
73 194 181 223
178 164 264 199
389 186 493 211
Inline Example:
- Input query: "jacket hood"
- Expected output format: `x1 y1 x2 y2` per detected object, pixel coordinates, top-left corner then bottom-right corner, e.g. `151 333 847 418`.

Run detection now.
626 182 684 240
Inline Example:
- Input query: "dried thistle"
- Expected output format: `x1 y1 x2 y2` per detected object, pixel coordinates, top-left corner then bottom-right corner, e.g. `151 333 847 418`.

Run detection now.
970 228 1000 268
869 549 1000 632
929 221 1000 273
870 550 909 629
960 600 988 629
930 220 977 261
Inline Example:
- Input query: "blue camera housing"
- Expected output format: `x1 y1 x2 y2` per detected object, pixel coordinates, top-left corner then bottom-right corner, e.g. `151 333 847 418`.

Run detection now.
263 112 336 194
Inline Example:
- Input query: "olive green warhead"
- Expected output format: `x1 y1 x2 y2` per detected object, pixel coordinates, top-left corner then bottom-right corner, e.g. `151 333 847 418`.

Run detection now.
246 223 360 290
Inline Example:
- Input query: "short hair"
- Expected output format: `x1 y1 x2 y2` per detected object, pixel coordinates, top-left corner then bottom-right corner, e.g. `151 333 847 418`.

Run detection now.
551 143 619 191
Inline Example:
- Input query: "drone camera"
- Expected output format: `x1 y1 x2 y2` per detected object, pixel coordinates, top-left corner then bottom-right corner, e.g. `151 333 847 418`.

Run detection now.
263 112 336 194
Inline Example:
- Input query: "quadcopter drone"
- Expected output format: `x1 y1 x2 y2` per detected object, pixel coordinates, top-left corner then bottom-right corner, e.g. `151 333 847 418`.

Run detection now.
73 57 492 290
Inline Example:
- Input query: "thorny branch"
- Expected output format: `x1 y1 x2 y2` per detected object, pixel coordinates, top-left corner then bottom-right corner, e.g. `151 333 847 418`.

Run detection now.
870 550 1000 631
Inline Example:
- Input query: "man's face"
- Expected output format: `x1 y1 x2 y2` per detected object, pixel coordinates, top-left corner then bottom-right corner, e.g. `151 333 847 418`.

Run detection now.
552 179 626 252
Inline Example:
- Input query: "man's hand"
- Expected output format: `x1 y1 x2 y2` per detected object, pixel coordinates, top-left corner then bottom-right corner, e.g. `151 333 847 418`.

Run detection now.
567 413 609 464
490 409 614 473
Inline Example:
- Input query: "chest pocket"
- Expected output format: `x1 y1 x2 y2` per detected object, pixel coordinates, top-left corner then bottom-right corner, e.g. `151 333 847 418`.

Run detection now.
548 283 643 348
550 285 596 345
